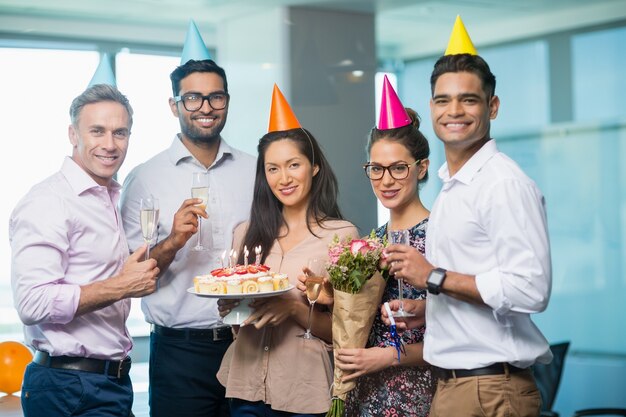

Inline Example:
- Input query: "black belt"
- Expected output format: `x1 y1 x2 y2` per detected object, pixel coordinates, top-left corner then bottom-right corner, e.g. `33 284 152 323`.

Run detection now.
152 324 233 342
33 350 131 379
435 363 526 380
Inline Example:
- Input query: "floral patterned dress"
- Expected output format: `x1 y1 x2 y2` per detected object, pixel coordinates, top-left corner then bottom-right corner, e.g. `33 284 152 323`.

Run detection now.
344 220 435 417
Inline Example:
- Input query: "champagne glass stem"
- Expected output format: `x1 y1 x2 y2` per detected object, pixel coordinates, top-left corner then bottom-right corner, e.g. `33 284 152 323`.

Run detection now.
146 240 150 261
398 278 404 312
304 301 315 339
196 218 202 249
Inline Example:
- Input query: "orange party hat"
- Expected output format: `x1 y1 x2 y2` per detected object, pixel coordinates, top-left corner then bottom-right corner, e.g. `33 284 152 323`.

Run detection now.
268 84 301 133
444 15 477 56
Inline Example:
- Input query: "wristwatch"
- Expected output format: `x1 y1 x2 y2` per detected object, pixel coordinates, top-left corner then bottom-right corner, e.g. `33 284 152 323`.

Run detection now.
427 268 447 295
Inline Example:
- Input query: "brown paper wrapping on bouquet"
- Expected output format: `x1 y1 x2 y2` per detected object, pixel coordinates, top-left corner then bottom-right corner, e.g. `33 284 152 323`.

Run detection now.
330 271 386 400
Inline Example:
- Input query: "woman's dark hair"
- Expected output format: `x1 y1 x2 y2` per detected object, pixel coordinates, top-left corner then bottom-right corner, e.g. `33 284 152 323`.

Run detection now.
239 128 343 264
430 53 496 99
170 59 228 96
366 107 430 184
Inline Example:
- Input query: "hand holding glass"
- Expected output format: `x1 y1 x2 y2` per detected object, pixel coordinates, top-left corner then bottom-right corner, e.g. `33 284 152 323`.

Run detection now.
299 258 325 340
191 172 209 252
139 197 159 261
388 229 415 318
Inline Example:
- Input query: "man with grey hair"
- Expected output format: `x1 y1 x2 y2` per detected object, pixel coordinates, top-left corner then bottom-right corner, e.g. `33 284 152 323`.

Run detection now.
10 84 160 417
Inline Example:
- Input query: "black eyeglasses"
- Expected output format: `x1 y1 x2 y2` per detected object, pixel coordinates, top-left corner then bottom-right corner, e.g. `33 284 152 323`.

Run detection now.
174 92 229 111
363 160 421 180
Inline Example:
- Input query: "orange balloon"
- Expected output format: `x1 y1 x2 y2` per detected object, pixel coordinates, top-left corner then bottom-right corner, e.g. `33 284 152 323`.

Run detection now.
0 341 33 395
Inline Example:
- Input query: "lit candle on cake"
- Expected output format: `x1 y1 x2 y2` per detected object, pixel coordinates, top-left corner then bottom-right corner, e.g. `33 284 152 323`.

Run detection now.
255 245 262 265
228 249 235 269
244 246 249 268
230 250 238 269
220 250 227 268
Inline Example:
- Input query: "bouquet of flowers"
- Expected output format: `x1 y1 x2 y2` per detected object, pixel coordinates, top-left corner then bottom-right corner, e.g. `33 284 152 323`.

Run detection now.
326 231 387 417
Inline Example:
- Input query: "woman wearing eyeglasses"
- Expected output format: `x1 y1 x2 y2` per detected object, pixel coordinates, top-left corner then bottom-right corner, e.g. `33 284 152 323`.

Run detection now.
336 79 436 417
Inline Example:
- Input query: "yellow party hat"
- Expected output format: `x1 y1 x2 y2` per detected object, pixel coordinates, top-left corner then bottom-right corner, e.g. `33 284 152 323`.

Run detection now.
444 15 477 56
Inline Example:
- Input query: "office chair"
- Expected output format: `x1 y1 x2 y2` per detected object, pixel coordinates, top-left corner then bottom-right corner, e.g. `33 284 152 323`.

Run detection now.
533 341 570 417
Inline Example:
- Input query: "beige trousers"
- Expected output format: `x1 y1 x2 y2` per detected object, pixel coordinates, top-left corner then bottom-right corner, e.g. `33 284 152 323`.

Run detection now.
429 370 542 417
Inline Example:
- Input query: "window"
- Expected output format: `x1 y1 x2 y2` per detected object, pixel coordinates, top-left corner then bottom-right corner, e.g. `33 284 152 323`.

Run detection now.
572 26 626 122
1 48 100 338
1 47 179 338
481 40 550 137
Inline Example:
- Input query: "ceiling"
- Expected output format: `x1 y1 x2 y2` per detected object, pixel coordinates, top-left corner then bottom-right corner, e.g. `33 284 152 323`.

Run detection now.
1 0 626 60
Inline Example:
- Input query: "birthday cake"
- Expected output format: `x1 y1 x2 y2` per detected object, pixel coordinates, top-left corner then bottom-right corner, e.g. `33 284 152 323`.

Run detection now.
193 264 290 295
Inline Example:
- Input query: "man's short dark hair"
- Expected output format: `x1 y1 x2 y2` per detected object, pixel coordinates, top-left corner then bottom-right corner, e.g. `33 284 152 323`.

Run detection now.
170 59 228 96
430 54 496 98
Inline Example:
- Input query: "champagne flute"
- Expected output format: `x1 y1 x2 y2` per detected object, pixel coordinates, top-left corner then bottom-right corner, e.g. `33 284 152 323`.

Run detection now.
139 197 159 261
298 258 325 340
388 229 414 318
191 172 209 252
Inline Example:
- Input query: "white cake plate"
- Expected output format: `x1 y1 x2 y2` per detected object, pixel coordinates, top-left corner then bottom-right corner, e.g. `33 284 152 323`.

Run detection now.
187 286 294 325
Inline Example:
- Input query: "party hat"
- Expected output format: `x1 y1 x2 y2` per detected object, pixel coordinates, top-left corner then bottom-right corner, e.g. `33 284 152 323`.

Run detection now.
268 84 301 132
180 20 212 64
444 15 477 56
377 75 410 130
88 53 116 87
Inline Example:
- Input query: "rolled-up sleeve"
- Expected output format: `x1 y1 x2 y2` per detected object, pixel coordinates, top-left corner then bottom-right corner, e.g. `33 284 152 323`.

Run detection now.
475 178 551 315
10 193 81 326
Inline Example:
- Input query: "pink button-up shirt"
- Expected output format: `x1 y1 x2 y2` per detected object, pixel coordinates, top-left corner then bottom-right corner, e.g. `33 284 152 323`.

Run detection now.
10 157 131 360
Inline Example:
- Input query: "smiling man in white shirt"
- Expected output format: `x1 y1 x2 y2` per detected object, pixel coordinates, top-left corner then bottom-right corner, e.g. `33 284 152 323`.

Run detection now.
384 52 553 417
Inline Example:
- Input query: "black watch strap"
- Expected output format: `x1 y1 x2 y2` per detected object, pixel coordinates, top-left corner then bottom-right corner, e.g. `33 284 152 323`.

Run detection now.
427 267 447 295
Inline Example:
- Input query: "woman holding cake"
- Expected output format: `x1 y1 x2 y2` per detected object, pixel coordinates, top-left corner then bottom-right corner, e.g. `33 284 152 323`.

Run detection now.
318 77 436 416
216 85 358 417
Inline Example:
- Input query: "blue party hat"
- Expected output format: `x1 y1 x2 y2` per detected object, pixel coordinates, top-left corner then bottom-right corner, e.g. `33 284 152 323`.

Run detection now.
88 53 116 87
180 20 212 64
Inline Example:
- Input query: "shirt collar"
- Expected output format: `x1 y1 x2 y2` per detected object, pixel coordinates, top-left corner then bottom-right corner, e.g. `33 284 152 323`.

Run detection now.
438 139 498 185
61 156 121 196
167 134 234 168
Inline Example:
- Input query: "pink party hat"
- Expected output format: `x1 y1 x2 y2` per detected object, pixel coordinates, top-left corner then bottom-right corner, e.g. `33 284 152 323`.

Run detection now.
377 75 410 130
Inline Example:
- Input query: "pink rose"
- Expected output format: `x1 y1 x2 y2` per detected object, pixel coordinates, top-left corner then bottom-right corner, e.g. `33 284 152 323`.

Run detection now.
328 244 344 264
349 239 369 255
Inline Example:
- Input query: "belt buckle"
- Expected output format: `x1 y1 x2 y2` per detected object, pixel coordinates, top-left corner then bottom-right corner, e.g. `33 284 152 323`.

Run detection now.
212 328 220 341
116 359 124 379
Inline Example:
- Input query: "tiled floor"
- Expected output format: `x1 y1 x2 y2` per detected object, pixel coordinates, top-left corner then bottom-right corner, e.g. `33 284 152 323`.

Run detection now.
0 362 150 417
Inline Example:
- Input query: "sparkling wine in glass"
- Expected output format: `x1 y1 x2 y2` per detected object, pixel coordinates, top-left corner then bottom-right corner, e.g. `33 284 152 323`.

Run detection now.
139 197 159 261
191 172 209 252
388 229 415 318
299 258 325 340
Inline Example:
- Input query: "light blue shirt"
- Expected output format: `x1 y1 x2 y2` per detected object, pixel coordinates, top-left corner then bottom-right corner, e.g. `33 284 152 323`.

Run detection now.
10 157 131 360
120 136 256 328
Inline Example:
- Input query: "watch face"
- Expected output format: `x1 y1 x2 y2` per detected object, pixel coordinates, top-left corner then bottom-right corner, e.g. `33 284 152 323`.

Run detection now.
429 269 446 286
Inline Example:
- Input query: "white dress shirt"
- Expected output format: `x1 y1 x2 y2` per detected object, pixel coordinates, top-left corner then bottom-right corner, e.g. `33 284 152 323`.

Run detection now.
425 139 553 369
10 157 131 360
120 136 256 329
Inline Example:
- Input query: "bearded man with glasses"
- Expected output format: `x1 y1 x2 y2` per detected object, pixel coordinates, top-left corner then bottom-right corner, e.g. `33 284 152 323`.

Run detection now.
120 59 256 417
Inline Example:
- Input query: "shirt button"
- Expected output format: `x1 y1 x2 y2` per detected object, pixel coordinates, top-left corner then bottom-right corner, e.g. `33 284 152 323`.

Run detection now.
264 346 269 351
